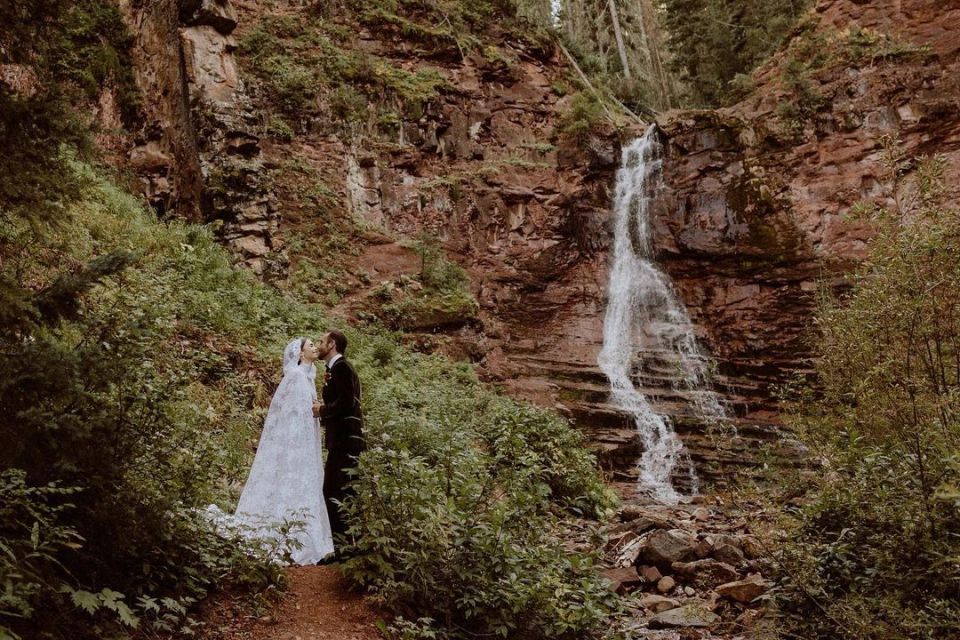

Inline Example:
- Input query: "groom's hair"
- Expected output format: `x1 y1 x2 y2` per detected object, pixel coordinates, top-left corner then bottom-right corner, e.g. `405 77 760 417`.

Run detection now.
328 330 348 355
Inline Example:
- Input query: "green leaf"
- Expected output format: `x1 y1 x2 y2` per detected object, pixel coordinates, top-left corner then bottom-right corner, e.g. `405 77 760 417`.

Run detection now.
70 589 100 614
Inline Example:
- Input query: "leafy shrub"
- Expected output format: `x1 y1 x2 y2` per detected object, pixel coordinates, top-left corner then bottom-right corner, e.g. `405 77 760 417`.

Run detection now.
340 352 620 639
345 0 546 53
368 234 480 331
239 13 449 127
267 115 296 141
775 150 960 638
553 92 605 143
0 160 299 638
412 233 468 291
0 470 83 635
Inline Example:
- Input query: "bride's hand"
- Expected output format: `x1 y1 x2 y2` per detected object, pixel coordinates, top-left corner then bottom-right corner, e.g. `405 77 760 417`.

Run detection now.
312 401 323 417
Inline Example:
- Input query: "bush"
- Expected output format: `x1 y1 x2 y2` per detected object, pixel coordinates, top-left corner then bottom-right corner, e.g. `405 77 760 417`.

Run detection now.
372 234 480 330
553 92 605 143
774 150 960 638
239 12 449 126
340 352 620 639
0 160 298 638
1 157 621 639
0 470 83 634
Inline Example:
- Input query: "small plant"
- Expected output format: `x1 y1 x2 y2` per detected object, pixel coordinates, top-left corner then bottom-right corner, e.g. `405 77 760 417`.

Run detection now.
843 26 931 65
266 116 295 141
554 92 606 143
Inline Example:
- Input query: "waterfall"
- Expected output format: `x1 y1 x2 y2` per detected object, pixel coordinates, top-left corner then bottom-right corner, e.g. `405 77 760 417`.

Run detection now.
598 126 726 504
550 0 562 26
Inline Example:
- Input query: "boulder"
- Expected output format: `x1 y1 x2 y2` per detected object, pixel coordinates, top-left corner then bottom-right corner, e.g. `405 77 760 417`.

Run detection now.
716 573 770 603
181 0 238 34
671 559 740 589
618 504 674 529
712 542 746 566
648 601 720 629
639 565 662 583
638 529 697 570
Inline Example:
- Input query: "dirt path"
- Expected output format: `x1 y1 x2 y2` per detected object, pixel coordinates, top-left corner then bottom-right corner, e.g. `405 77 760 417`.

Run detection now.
253 567 383 640
202 567 384 640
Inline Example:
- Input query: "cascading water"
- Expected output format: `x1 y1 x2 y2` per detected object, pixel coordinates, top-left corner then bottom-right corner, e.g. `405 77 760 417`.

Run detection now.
598 125 726 504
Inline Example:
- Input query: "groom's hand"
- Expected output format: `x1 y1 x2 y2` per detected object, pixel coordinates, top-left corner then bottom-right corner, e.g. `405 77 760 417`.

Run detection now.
312 402 322 418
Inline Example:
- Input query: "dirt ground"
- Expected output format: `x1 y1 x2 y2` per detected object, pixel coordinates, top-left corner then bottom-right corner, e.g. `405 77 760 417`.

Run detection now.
198 566 384 640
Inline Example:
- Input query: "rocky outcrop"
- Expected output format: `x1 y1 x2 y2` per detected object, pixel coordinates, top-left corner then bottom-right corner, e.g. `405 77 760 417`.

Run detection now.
126 0 960 488
121 0 204 218
654 0 960 409
121 0 278 274
400 0 960 490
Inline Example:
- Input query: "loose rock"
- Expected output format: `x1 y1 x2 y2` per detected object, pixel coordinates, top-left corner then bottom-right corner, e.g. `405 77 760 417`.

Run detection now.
740 535 764 560
602 566 645 594
716 573 770 603
639 565 663 583
639 594 680 614
639 529 697 570
671 559 739 589
648 601 720 629
712 542 746 566
657 576 676 594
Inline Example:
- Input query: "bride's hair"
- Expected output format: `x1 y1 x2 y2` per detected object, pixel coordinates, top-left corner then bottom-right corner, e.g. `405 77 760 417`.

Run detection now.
297 337 307 365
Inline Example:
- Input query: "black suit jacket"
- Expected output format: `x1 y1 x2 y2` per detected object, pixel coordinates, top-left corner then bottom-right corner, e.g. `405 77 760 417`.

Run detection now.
320 356 364 458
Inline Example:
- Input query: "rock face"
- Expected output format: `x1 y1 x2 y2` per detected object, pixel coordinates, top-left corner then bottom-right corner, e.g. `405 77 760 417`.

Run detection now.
475 0 960 488
120 0 279 274
117 0 960 487
646 0 960 479
121 0 204 218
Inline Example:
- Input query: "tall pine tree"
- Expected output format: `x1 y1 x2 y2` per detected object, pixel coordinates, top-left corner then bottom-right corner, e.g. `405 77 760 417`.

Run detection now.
661 0 810 106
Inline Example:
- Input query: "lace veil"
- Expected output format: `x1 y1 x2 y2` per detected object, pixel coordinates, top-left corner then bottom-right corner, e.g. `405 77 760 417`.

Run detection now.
211 337 333 564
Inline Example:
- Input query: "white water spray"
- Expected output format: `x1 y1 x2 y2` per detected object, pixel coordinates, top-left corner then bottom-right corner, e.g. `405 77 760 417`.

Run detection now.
550 0 562 26
598 126 726 504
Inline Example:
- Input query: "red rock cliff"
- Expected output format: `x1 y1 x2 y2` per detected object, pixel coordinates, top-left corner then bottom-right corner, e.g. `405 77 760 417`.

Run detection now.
118 0 960 488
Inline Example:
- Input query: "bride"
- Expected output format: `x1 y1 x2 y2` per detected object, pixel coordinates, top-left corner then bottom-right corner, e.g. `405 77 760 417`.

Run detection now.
220 337 334 565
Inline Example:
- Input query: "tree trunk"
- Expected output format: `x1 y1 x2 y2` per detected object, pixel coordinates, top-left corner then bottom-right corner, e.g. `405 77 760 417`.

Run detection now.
607 0 631 78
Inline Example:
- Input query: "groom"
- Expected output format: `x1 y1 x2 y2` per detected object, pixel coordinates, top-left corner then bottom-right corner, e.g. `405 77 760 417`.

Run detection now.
312 330 365 542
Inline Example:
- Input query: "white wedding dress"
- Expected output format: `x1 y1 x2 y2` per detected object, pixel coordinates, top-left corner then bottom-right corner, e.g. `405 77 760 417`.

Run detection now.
211 338 334 565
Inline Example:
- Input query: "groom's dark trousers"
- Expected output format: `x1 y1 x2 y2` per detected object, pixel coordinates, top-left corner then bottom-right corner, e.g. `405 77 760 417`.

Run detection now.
319 356 365 538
